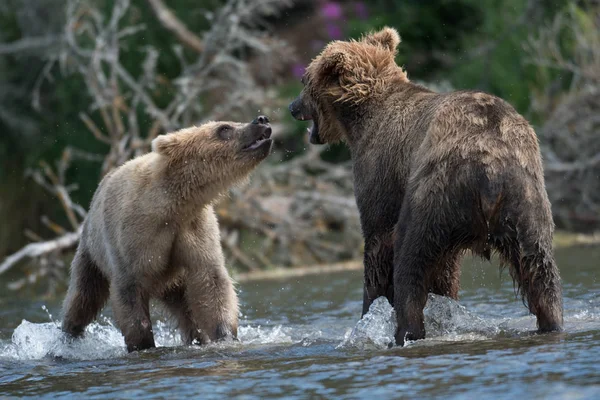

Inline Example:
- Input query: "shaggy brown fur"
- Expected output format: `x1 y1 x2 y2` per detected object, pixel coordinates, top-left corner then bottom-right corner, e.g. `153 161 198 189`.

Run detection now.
61 117 273 352
289 27 563 345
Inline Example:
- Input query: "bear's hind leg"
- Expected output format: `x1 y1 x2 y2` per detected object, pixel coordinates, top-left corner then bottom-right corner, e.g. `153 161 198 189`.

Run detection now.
111 280 156 352
523 253 563 333
392 202 458 346
429 252 462 300
492 177 564 333
61 248 110 337
495 230 563 333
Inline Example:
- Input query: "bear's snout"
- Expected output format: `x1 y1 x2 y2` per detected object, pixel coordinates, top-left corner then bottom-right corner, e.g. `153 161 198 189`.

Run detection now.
241 119 273 153
289 97 311 121
252 115 270 125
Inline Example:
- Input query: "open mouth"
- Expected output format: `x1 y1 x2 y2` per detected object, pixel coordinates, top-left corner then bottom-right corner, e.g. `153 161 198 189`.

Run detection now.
307 120 322 145
243 128 272 151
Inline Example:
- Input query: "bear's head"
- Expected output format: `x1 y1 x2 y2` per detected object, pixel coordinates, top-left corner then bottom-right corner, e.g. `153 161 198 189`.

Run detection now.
289 27 408 145
151 116 273 188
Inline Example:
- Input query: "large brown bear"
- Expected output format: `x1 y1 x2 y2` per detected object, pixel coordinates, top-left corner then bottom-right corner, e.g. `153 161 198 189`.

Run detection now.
61 116 273 352
289 27 563 345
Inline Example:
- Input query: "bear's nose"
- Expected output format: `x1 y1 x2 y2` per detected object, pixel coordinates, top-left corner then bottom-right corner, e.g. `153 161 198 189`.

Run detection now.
252 115 269 125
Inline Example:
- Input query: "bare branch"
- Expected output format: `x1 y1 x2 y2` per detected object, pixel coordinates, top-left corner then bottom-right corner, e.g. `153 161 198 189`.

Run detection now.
526 3 600 230
112 62 175 130
0 35 61 55
41 216 68 235
0 229 81 276
40 161 80 230
24 230 44 243
32 59 57 111
543 152 600 172
79 113 112 144
146 0 204 53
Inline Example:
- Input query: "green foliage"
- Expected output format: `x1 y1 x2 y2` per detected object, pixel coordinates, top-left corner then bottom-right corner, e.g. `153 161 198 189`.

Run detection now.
0 0 228 207
345 0 570 118
0 0 593 257
346 0 484 78
0 0 231 252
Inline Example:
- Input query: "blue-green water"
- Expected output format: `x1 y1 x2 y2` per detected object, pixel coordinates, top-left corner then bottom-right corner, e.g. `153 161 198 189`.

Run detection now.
1 246 599 399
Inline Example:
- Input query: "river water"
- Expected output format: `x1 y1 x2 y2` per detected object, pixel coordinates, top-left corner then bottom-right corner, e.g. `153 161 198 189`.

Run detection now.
1 246 599 399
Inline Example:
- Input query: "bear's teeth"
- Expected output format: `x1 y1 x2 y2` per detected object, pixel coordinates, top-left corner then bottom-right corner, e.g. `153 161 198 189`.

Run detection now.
249 139 265 149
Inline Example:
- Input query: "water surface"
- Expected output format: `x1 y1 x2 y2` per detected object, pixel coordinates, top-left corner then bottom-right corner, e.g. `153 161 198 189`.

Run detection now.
1 246 599 399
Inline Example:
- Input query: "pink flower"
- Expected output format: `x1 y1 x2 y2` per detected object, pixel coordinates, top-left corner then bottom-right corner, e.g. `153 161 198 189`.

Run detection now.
321 2 343 20
292 63 305 79
326 23 343 40
354 1 368 20
311 39 325 51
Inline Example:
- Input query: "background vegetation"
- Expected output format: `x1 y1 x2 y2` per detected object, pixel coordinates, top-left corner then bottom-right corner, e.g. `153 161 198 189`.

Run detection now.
1 0 598 293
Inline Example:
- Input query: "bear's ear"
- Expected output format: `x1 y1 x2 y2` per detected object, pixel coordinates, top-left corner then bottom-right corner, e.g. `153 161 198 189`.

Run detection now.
361 27 401 54
151 134 177 156
318 49 350 77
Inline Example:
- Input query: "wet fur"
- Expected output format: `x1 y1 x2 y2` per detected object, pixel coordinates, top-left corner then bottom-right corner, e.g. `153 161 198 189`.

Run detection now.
61 121 272 352
290 27 563 345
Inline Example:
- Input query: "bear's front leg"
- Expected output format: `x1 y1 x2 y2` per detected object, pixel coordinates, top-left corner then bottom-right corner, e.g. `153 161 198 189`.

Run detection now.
111 280 156 352
161 285 208 346
362 232 395 316
172 208 239 344
183 264 238 344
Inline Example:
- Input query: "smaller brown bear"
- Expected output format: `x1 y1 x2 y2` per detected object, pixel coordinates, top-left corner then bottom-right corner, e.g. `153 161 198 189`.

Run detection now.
289 27 563 346
61 116 273 352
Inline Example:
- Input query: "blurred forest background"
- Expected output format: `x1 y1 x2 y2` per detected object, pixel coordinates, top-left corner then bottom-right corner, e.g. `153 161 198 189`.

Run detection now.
0 0 599 294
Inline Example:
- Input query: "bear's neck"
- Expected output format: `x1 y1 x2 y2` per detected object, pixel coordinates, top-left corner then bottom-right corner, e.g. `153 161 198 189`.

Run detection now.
342 81 435 150
155 157 235 217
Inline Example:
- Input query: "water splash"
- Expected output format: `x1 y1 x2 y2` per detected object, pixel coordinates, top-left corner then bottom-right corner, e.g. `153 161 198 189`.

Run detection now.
0 318 300 361
338 294 503 349
2 320 126 360
238 325 293 345
337 297 397 349
3 294 592 361
424 294 500 337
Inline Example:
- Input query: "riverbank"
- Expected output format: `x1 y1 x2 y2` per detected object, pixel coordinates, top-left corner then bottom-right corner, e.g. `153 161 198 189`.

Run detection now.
233 230 600 282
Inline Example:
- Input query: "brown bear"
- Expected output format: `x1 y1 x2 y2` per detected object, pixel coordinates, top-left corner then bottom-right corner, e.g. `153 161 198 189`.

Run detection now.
61 116 273 352
289 27 563 345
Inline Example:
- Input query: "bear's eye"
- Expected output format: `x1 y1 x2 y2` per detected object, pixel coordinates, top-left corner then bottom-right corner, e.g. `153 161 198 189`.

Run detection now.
217 125 233 140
